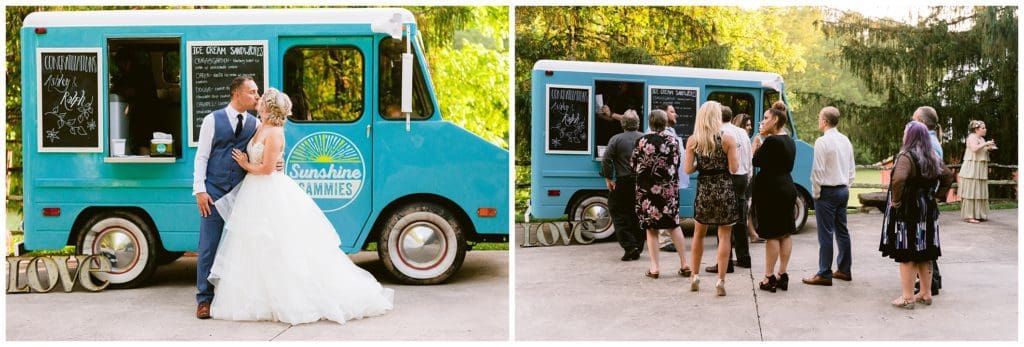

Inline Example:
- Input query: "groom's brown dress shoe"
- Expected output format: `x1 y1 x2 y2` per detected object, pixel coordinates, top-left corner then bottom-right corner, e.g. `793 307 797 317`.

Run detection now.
197 302 212 319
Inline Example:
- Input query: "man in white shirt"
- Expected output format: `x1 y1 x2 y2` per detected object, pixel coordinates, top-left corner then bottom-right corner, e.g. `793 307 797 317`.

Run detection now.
193 75 261 319
803 106 856 286
706 106 753 272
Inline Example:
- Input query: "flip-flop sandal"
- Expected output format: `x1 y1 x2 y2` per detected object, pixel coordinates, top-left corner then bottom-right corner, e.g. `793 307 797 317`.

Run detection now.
891 297 915 309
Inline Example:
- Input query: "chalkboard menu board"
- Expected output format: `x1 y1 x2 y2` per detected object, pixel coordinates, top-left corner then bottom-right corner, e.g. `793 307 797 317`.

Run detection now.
649 86 699 143
187 41 267 145
546 85 592 154
37 49 103 152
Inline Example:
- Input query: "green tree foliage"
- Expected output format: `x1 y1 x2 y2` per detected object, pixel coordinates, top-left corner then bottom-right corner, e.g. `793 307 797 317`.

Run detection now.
515 6 807 163
413 6 509 148
821 6 1017 166
5 6 508 206
774 7 884 163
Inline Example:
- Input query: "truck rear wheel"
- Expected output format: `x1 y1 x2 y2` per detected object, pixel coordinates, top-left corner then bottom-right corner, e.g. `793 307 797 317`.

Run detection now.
793 188 810 233
570 194 614 240
378 202 466 285
76 210 158 288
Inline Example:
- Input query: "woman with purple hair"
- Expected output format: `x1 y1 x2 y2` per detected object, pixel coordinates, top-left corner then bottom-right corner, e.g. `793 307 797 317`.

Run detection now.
879 121 954 309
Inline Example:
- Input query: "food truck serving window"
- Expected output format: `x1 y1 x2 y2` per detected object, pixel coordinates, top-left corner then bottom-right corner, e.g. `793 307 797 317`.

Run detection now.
284 45 364 123
594 80 644 159
378 37 434 120
108 38 182 158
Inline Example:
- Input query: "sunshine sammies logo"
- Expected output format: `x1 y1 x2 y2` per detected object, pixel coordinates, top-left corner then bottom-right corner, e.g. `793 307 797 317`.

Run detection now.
286 132 366 212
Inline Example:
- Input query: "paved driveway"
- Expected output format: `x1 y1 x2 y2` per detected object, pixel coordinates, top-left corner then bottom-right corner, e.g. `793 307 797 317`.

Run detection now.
7 251 508 341
515 209 1018 340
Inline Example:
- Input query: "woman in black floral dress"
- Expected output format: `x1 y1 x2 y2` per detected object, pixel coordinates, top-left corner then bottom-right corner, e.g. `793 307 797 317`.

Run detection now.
880 121 954 309
631 110 690 281
683 101 739 296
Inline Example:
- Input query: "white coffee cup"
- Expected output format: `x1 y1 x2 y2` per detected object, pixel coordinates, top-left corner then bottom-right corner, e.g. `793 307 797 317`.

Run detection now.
111 139 126 157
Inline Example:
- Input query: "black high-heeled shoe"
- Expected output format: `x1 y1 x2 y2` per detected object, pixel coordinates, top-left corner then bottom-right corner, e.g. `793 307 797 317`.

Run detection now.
759 275 777 293
778 273 789 291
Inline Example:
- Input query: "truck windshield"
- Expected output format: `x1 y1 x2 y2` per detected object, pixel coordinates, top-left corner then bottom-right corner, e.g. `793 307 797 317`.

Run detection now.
378 37 435 120
762 89 797 138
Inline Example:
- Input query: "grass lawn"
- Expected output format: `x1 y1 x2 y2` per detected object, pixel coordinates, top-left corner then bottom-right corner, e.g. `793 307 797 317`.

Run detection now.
7 205 22 232
849 168 885 207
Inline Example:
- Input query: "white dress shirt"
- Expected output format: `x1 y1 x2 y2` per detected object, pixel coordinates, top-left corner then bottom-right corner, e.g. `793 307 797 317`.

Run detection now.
192 105 259 195
811 127 855 199
721 123 752 176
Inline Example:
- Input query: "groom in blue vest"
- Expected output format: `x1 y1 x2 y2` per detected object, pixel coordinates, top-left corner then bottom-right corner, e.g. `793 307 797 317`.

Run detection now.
193 75 260 319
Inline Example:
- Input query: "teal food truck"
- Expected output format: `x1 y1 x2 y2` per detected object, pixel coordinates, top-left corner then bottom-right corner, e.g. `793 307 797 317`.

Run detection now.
19 8 508 287
529 60 812 239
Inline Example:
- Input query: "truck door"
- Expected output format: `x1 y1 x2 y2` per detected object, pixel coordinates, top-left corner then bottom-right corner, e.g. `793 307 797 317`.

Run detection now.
279 36 373 249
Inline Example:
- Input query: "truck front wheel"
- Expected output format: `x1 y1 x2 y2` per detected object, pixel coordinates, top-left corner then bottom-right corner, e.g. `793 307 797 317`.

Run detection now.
378 203 466 285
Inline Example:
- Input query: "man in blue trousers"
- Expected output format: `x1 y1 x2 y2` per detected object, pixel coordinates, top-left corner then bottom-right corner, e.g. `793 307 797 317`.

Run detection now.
192 75 261 319
803 106 855 286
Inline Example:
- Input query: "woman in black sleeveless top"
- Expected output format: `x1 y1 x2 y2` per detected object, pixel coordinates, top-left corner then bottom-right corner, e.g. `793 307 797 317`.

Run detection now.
752 104 797 292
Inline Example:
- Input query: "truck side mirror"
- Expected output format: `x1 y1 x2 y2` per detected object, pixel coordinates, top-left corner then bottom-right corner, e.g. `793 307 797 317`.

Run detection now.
402 24 414 132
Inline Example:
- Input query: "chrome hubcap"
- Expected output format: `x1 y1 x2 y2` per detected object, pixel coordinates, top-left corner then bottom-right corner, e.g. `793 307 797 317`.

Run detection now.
399 222 445 268
96 229 137 273
583 204 611 231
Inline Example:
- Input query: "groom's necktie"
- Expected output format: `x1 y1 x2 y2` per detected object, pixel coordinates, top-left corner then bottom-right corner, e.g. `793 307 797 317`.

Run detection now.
234 114 244 138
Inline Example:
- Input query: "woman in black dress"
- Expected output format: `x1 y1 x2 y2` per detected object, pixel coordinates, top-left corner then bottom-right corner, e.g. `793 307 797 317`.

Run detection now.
880 121 954 309
752 103 797 293
631 110 690 281
683 101 739 296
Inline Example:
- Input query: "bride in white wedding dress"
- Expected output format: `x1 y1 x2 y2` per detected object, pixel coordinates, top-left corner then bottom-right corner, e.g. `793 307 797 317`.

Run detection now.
208 88 394 325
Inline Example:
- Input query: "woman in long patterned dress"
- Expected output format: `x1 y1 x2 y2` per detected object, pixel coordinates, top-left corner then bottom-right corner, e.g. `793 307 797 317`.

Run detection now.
631 110 690 281
958 120 996 223
880 121 954 309
683 101 740 296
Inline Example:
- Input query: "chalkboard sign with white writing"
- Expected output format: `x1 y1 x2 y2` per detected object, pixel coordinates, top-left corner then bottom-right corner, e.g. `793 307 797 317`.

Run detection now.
649 86 699 143
37 49 103 152
187 41 267 145
546 85 592 154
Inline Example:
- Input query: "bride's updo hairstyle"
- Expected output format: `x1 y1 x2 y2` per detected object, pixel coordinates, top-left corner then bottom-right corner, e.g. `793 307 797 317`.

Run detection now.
259 88 292 126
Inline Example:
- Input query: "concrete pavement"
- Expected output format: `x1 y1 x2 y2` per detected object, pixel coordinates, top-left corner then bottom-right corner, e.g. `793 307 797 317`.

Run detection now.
515 209 1018 340
6 251 509 341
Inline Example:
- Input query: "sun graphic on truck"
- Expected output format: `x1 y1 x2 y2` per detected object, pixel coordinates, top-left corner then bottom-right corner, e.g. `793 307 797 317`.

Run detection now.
286 132 366 212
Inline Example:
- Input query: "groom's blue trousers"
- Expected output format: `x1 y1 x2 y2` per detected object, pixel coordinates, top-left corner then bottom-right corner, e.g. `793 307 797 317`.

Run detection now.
196 207 225 304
